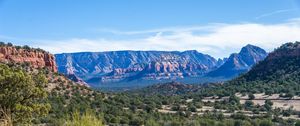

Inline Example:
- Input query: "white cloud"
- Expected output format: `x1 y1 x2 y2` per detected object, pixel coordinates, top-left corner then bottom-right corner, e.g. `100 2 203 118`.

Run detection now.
33 19 300 58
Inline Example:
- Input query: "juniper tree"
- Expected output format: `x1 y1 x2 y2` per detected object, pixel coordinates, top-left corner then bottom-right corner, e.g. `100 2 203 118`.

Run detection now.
0 64 50 124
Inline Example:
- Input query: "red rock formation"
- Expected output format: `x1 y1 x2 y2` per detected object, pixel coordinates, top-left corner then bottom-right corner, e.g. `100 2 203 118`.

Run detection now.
0 46 58 72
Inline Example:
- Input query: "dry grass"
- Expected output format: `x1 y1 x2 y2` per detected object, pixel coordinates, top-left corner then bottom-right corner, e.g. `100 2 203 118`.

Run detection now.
199 93 300 120
0 108 12 126
65 111 103 126
236 93 300 111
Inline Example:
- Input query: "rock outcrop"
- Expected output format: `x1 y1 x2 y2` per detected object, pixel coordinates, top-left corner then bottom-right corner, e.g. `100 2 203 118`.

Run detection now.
0 46 57 72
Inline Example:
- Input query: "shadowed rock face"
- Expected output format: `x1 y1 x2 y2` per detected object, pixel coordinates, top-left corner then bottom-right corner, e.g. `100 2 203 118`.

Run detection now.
0 46 57 72
207 44 267 78
55 50 221 85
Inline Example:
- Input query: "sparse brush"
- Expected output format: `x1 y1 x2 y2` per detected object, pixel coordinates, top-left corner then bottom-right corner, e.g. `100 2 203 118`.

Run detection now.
65 110 103 126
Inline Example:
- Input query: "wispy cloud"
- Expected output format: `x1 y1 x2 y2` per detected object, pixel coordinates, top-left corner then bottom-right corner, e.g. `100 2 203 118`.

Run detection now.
93 24 225 35
255 9 297 19
23 18 300 58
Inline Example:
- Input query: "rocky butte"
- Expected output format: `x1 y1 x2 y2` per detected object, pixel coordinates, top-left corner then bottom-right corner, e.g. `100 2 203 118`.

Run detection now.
0 44 57 72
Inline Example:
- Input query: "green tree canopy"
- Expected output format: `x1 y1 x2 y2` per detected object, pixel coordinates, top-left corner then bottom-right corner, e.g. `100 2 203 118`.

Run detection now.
0 64 50 124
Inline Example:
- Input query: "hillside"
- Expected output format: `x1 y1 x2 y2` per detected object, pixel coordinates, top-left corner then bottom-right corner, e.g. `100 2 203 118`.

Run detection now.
227 42 300 94
0 43 103 125
236 42 300 82
191 42 300 97
130 81 203 96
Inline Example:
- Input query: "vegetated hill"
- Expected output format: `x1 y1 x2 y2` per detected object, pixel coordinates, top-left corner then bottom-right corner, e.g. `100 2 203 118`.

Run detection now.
0 42 104 125
55 50 222 86
0 42 100 98
199 42 300 97
129 81 203 96
235 42 300 83
228 42 300 94
207 44 267 79
0 42 86 85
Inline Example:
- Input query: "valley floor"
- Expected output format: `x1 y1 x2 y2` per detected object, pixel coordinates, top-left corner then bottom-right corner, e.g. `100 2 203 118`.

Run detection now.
154 93 300 120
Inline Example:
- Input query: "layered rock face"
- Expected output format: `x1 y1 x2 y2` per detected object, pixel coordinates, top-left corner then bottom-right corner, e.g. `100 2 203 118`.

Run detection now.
55 50 220 85
55 45 268 87
0 46 57 72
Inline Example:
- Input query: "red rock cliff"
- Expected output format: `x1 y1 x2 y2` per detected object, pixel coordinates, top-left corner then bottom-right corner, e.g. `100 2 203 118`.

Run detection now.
0 46 58 72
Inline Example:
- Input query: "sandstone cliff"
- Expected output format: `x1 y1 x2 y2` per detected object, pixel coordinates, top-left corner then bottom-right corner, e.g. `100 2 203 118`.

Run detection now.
0 46 57 72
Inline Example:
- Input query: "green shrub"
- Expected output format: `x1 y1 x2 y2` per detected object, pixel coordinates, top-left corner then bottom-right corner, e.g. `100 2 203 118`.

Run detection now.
65 111 103 126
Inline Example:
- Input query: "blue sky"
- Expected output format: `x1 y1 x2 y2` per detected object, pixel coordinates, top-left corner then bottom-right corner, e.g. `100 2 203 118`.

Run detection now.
0 0 300 58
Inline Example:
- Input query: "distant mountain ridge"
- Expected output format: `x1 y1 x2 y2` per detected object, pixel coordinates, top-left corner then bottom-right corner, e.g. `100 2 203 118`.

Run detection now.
56 50 221 86
206 44 267 78
55 44 267 87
